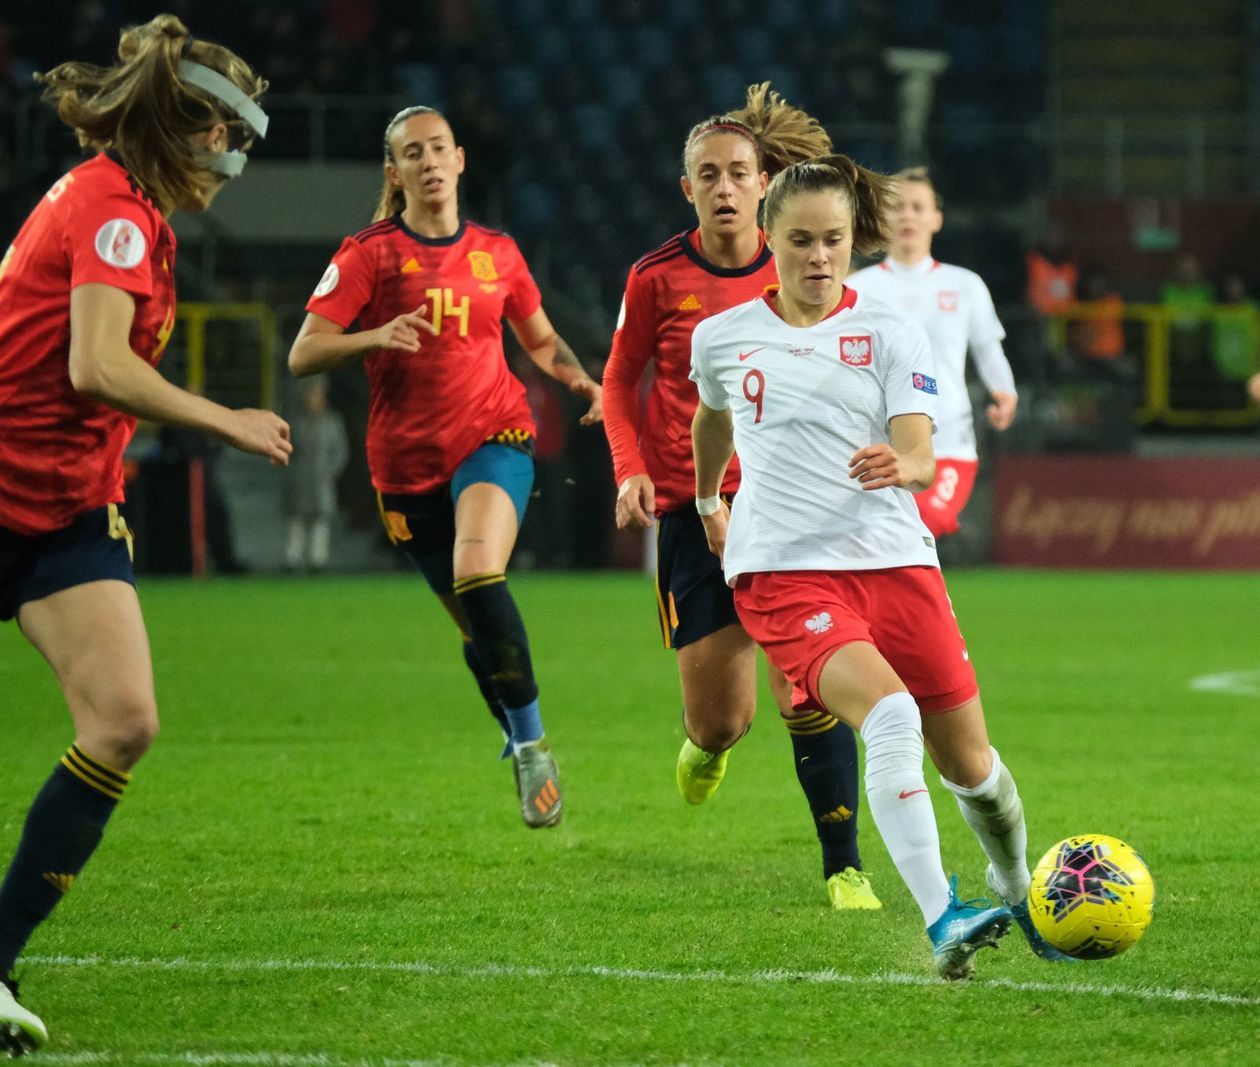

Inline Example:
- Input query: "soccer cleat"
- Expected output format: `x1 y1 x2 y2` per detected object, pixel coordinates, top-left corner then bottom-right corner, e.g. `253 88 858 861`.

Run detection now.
675 738 729 805
0 976 47 1057
512 738 562 828
986 865 1079 963
926 875 1013 981
826 867 883 910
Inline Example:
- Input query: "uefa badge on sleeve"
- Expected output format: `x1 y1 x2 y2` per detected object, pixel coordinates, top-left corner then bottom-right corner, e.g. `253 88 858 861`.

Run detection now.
913 372 938 395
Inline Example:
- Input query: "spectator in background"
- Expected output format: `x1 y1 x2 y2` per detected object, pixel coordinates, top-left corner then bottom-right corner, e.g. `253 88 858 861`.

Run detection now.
1025 231 1078 317
284 376 348 573
1162 253 1216 406
1210 273 1259 387
1068 265 1130 378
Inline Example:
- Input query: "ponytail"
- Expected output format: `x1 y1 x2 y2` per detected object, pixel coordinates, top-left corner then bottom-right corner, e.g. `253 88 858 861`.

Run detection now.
683 81 833 179
764 153 900 255
36 13 266 214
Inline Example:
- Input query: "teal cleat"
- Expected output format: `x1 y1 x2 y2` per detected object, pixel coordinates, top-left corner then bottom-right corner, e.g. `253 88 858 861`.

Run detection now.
0 976 46 1057
926 875 1013 981
986 866 1080 963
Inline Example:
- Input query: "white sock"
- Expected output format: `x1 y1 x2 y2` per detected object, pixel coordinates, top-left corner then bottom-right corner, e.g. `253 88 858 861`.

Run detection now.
941 747 1030 904
860 692 951 925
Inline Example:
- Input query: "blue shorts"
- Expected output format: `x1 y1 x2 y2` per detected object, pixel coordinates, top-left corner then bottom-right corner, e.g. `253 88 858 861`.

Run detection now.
654 502 739 650
0 505 136 622
377 443 534 596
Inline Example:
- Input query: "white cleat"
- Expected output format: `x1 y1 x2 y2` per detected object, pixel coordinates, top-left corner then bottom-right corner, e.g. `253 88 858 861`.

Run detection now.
0 978 47 1057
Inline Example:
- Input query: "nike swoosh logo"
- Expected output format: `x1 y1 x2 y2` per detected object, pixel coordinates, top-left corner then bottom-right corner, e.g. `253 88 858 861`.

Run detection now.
738 347 765 361
898 788 928 799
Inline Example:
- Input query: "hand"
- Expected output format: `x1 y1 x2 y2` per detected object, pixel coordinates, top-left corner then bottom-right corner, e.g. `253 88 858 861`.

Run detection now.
848 443 918 491
615 474 656 529
699 503 730 564
986 390 1018 431
224 409 292 466
571 378 603 425
1248 373 1260 404
372 305 436 352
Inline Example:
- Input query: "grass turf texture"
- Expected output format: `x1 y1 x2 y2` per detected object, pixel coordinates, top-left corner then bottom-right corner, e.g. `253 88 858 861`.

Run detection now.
2 569 1257 1066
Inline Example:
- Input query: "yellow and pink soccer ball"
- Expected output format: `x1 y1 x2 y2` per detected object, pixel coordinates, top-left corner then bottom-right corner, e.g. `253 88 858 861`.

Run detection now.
1027 834 1155 959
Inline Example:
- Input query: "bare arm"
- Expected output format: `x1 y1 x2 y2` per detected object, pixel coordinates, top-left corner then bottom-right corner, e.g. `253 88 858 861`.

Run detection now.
692 400 735 561
848 413 935 493
69 283 291 464
509 307 602 425
288 306 434 378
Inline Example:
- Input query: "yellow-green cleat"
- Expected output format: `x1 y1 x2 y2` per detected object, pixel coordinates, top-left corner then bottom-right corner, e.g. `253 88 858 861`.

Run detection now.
676 737 729 805
826 867 883 910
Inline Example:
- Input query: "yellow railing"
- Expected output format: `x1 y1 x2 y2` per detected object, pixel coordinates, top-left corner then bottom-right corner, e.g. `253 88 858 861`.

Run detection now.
1050 304 1260 428
176 302 278 410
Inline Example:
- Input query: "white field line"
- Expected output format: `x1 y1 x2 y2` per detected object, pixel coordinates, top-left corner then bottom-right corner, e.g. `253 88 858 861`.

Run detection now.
1190 667 1260 697
27 953 1260 1008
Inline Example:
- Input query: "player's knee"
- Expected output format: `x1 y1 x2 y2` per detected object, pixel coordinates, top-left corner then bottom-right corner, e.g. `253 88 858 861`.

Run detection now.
687 708 753 753
85 692 159 769
936 742 993 791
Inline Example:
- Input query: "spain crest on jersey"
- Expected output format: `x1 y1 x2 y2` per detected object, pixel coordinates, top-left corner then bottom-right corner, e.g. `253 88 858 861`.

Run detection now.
468 250 499 282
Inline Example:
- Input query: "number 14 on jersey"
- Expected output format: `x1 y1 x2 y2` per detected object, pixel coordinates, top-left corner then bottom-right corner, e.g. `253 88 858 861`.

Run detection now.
424 287 470 337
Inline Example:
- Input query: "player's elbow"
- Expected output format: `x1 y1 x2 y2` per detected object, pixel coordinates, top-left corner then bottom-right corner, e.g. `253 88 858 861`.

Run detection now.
67 348 110 399
288 340 318 378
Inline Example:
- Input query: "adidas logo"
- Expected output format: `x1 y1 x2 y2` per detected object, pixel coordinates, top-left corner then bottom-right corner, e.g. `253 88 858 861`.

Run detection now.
804 611 833 634
534 779 560 814
819 805 853 824
401 258 422 273
678 294 701 311
43 871 75 894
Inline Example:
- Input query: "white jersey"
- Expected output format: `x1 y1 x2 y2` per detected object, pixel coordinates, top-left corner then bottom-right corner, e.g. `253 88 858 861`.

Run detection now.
848 256 1011 461
690 289 941 585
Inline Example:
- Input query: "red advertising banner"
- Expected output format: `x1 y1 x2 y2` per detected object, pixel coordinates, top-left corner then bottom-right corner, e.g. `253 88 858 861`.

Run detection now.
993 456 1260 569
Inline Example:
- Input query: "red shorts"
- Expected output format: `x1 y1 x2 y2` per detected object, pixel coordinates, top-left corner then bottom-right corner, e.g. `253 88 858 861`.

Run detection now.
914 459 978 538
733 567 978 715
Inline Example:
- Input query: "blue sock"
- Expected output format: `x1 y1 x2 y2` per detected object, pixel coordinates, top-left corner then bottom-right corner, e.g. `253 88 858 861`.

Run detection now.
505 699 544 750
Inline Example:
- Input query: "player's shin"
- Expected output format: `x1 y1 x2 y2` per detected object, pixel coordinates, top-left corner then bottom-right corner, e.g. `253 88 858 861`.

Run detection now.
940 748 1030 903
461 638 513 753
782 711 862 877
452 573 542 747
0 746 128 975
859 693 951 924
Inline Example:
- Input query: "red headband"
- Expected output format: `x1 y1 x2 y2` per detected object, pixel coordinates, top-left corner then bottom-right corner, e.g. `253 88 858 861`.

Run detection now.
687 121 757 147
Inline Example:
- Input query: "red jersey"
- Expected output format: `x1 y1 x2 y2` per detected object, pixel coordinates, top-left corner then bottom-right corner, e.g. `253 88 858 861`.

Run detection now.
0 153 177 536
603 228 776 514
306 217 541 495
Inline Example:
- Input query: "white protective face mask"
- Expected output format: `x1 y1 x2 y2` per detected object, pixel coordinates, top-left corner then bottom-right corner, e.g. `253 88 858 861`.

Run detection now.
177 59 270 178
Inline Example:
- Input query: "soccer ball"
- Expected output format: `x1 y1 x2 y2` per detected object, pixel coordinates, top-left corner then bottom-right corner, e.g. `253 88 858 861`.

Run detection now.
1027 834 1155 959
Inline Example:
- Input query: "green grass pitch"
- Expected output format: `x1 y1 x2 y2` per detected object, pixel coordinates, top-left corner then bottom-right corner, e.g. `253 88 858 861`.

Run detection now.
2 569 1258 1065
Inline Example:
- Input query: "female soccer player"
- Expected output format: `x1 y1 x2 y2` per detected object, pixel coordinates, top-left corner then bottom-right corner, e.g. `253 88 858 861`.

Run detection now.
848 168 1017 539
0 15 289 1053
289 106 601 830
690 155 1062 978
603 84 877 909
